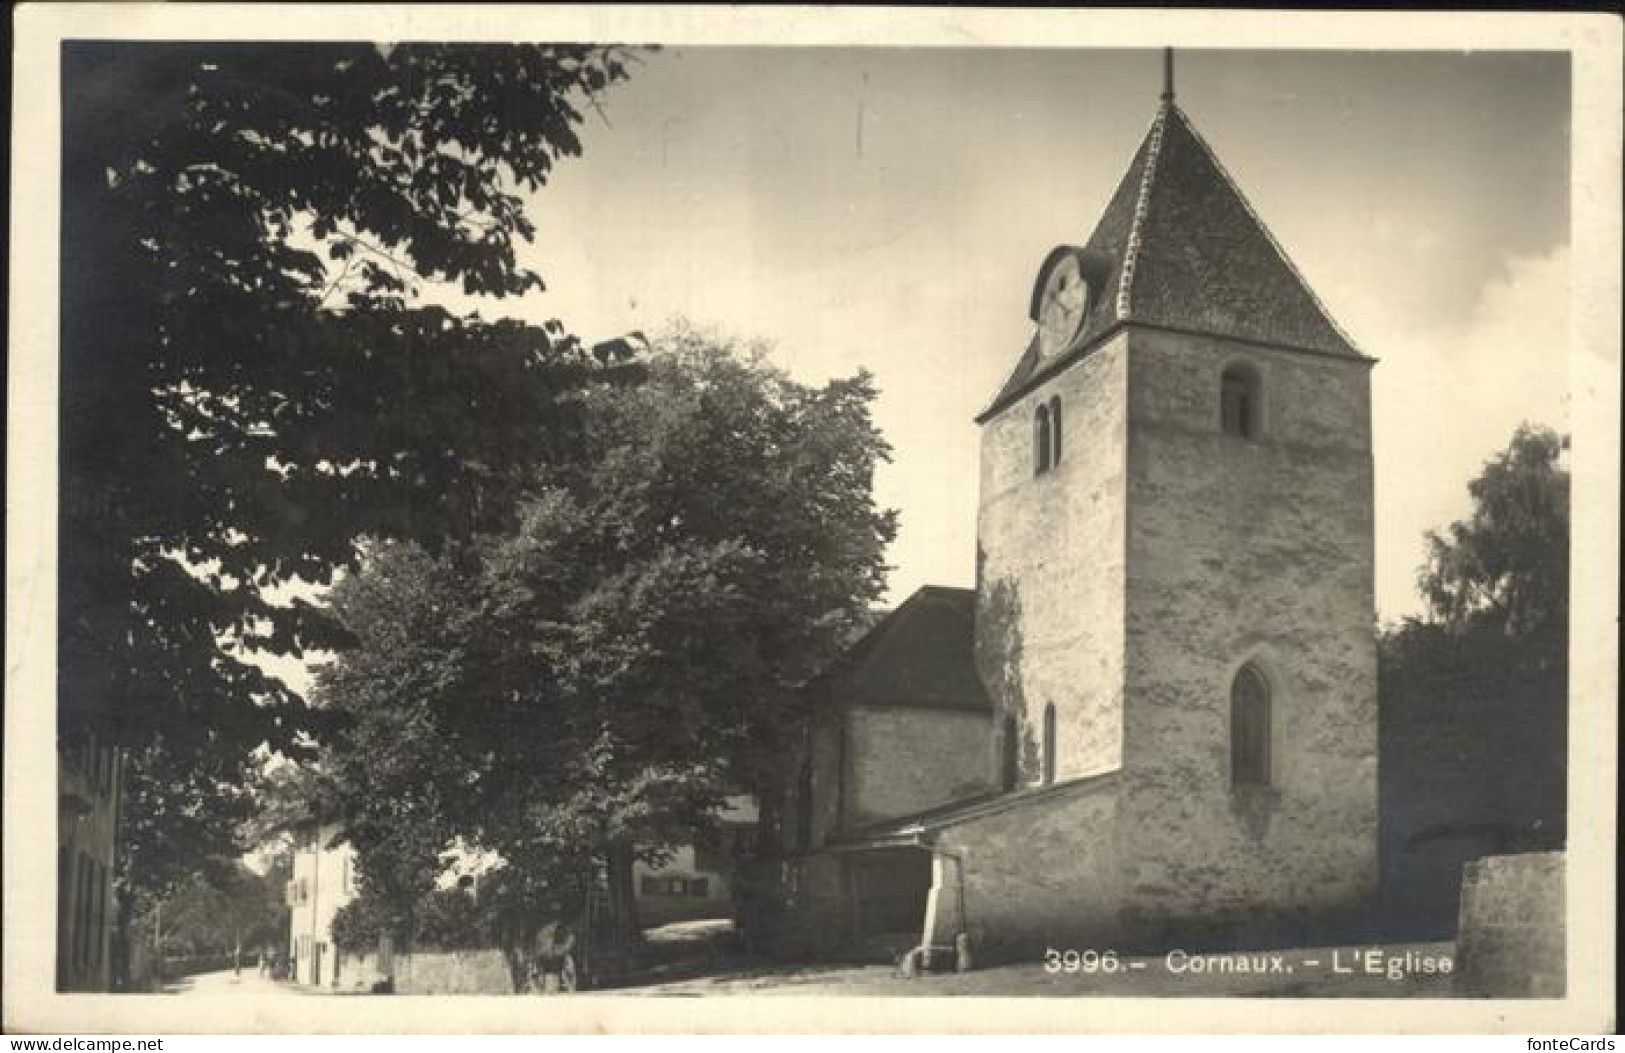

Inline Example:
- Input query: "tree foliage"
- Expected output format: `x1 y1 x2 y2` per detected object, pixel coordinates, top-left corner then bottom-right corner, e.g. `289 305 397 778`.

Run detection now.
60 42 636 915
1419 424 1570 651
1379 423 1570 933
61 41 632 756
316 326 896 943
115 740 255 904
132 859 288 959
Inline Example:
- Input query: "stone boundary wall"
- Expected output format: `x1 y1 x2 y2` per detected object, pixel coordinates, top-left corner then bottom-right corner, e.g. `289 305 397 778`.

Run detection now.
1454 850 1564 997
396 947 516 994
332 947 519 994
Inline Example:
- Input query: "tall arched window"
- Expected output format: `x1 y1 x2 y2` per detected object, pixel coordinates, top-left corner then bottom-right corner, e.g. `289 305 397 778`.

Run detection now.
1034 403 1052 475
1220 364 1261 439
1048 396 1063 466
1001 714 1020 791
1042 704 1057 784
1230 663 1271 787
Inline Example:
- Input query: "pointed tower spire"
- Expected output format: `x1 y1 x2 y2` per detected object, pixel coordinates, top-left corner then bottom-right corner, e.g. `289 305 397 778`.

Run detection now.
1161 47 1175 104
977 76 1365 422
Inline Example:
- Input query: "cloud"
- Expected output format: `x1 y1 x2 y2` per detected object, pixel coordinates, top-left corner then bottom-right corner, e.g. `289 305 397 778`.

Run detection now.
1369 246 1569 621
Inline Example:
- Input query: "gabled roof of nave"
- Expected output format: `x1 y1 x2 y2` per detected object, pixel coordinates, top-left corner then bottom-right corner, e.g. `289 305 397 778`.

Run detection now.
806 585 990 712
981 101 1364 421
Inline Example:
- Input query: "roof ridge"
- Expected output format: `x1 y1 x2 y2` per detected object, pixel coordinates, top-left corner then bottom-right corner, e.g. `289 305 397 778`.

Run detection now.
1114 103 1171 321
841 769 1122 843
1165 104 1362 356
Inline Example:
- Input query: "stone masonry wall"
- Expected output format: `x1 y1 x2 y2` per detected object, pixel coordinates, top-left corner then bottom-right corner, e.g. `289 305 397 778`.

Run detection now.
1116 329 1378 948
845 707 994 829
1455 851 1565 997
331 949 387 993
927 780 1121 960
976 334 1128 786
394 948 517 995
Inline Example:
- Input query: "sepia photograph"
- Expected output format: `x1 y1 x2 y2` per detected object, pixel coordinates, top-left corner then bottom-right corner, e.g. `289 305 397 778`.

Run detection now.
6 5 1619 1037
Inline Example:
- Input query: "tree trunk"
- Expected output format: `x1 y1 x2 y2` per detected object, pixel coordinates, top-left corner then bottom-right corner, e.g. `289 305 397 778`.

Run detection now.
606 842 638 946
738 774 787 952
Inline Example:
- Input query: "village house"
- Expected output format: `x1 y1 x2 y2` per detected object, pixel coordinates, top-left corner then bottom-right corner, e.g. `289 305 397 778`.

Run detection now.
634 795 759 928
57 726 123 991
290 805 758 992
771 65 1379 966
286 819 359 988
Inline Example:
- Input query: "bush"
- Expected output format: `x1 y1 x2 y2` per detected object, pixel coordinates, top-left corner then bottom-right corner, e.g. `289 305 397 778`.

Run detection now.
414 889 486 950
330 892 402 952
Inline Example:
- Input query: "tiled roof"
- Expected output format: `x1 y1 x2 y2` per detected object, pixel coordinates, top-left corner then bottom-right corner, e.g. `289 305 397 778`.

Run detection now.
980 103 1362 423
810 586 990 712
831 770 1121 849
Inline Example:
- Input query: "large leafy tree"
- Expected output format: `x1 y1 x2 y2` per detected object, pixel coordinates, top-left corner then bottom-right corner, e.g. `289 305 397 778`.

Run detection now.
59 42 633 904
317 326 896 955
1418 424 1570 658
1379 424 1569 936
139 860 287 960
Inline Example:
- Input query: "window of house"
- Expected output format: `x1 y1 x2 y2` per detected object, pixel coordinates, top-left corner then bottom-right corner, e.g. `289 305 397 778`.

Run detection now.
1042 704 1057 785
1221 365 1261 439
689 878 710 899
1001 715 1020 791
641 876 689 897
1049 396 1063 466
1034 404 1052 475
1230 663 1272 787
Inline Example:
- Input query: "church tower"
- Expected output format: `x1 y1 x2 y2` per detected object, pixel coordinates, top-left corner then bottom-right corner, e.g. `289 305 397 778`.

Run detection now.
975 56 1378 942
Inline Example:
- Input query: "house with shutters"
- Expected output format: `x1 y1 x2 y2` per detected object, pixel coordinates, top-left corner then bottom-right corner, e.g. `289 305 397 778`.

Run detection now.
769 58 1379 966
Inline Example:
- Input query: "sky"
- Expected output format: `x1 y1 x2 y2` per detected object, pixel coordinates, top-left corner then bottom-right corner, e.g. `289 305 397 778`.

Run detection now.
422 47 1571 623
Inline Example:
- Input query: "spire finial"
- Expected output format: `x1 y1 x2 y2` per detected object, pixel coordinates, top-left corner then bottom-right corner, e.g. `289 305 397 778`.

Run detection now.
1161 47 1175 104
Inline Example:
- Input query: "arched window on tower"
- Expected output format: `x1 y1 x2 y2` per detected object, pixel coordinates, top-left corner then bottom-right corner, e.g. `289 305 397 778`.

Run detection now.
1034 403 1052 475
1001 714 1020 791
1220 364 1261 439
1042 703 1057 784
1049 396 1063 466
1230 663 1271 788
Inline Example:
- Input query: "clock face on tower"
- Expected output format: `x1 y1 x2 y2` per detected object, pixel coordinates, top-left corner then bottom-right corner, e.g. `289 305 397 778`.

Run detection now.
1037 253 1090 358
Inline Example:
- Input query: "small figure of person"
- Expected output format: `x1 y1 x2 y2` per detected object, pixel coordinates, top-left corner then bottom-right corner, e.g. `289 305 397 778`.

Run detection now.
530 903 577 994
233 942 242 977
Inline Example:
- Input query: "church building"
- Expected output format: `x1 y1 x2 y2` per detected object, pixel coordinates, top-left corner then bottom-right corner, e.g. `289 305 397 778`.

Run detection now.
769 58 1379 965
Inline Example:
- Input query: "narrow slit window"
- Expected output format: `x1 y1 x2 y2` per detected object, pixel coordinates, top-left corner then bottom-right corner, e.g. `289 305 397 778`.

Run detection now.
1221 366 1261 439
1042 704 1057 784
1034 404 1052 475
1230 663 1271 787
1049 396 1063 466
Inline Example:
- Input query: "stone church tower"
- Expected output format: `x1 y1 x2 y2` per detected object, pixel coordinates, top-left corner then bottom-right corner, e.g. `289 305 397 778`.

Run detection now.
771 64 1378 961
975 73 1378 943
